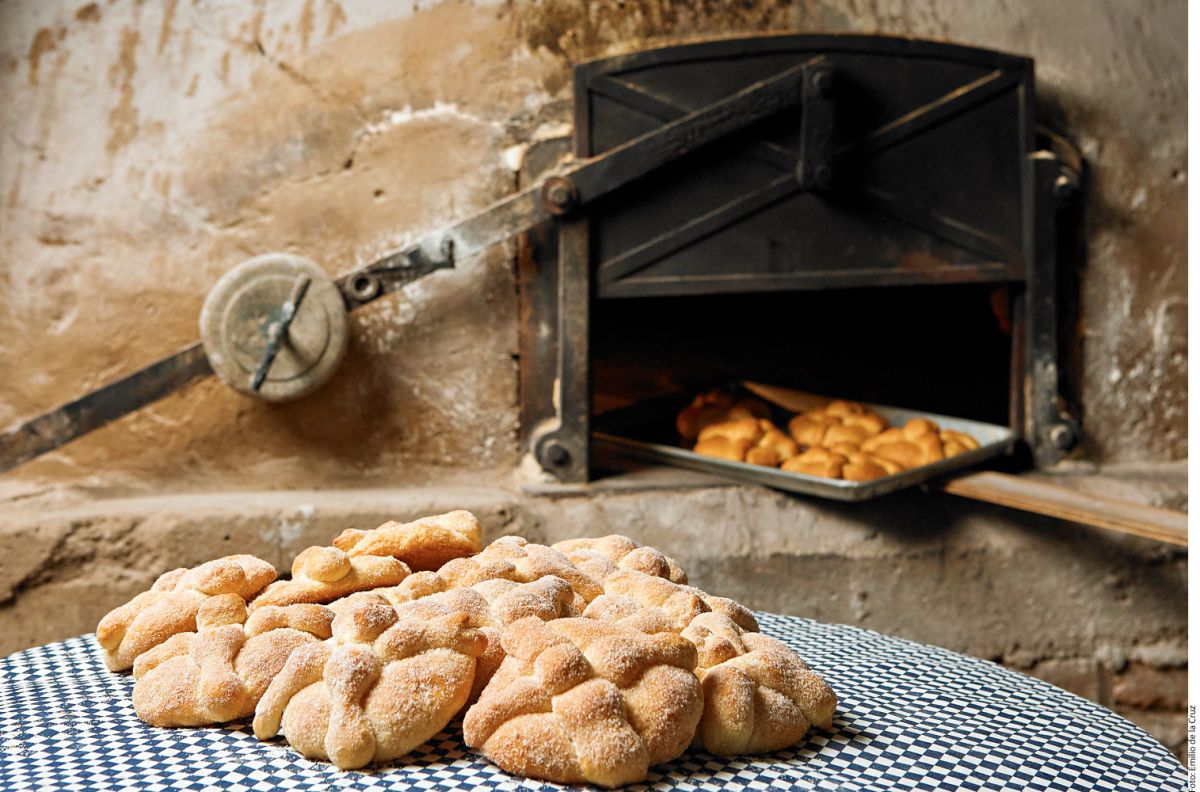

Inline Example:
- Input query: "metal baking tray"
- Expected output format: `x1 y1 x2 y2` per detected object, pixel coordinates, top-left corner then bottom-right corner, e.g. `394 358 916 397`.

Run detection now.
592 388 1016 501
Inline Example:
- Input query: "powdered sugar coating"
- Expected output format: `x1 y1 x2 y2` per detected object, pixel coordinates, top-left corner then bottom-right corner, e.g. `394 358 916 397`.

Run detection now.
681 611 837 755
131 597 332 727
96 555 277 671
250 547 410 610
463 617 702 787
552 535 689 585
333 510 483 572
253 595 487 769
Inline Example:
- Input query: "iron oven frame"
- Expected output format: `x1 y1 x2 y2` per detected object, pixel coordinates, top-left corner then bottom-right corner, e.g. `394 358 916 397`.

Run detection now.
520 34 1081 483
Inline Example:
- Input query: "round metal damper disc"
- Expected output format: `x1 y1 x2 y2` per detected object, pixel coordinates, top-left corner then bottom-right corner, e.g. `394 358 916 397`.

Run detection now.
200 253 349 402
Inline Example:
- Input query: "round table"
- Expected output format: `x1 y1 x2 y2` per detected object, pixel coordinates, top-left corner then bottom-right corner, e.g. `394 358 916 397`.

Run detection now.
0 614 1185 791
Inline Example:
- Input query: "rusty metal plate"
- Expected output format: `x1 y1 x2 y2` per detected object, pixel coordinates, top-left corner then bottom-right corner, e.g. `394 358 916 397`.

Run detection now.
199 253 348 402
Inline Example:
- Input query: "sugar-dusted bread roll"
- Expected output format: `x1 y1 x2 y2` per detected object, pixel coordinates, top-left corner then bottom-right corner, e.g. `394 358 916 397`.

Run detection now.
131 594 333 727
584 569 759 635
552 534 688 585
436 535 602 604
249 546 410 610
96 554 277 671
585 570 710 634
366 575 584 703
681 612 837 755
253 593 487 769
676 389 771 441
463 616 704 787
332 510 483 572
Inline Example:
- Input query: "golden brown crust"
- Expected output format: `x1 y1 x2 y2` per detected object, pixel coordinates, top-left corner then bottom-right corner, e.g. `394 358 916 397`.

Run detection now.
332 510 484 572
859 417 979 469
693 436 754 462
97 555 277 672
131 596 333 727
681 612 837 755
463 617 703 787
676 389 771 441
940 429 981 457
781 447 847 479
787 401 889 453
787 398 892 453
695 419 798 467
841 451 891 482
253 595 487 769
249 547 411 610
697 417 763 444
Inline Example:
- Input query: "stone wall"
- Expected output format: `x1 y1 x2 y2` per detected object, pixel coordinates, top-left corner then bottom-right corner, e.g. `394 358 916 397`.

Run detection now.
0 0 1187 492
0 0 1187 760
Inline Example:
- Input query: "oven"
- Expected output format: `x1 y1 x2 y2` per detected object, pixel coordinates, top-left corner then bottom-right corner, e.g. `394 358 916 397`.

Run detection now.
517 34 1083 484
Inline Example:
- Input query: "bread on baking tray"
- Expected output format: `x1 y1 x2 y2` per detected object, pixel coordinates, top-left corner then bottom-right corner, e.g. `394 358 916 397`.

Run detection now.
677 392 979 481
693 417 799 467
676 387 771 441
99 515 837 785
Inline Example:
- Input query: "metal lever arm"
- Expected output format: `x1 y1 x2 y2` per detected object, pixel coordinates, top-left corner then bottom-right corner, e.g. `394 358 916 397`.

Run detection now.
0 58 817 473
337 57 818 310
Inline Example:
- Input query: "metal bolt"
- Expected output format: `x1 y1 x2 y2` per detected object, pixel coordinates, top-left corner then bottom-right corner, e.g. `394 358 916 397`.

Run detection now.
547 185 571 207
813 163 834 190
541 176 579 216
1049 423 1077 452
811 69 833 97
541 440 571 467
1053 171 1079 201
350 274 380 301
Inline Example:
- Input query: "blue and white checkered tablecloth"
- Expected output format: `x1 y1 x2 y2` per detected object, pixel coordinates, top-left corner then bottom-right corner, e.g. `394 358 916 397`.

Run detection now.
0 613 1186 791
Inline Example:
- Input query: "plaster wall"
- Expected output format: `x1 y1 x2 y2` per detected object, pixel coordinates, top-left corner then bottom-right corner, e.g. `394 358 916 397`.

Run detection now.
0 0 1187 494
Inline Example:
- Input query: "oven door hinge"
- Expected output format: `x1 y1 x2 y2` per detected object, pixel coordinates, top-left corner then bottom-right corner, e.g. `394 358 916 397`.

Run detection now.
796 62 836 191
1027 129 1084 466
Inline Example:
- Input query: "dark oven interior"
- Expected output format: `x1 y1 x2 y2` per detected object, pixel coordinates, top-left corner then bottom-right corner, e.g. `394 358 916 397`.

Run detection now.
591 284 1016 427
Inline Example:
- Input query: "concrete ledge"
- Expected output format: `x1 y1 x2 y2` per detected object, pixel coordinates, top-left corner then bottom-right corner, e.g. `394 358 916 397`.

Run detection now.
0 481 1184 668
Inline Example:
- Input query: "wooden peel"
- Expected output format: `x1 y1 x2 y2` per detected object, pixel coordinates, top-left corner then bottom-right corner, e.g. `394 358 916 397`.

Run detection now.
939 471 1187 548
740 381 833 413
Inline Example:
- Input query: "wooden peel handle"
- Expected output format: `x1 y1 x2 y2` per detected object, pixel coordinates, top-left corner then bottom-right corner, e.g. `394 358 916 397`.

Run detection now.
939 471 1188 548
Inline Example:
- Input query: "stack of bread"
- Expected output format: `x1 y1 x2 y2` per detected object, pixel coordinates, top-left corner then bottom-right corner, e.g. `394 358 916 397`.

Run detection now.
684 393 980 481
97 511 837 787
